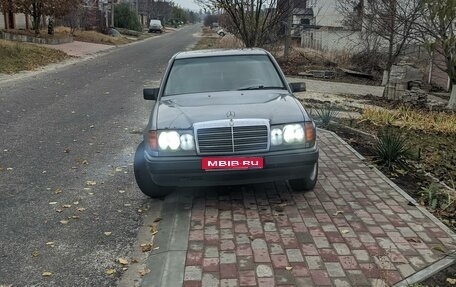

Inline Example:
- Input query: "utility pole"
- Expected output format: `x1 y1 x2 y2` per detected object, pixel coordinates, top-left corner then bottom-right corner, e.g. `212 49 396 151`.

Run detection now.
111 0 115 28
284 0 294 60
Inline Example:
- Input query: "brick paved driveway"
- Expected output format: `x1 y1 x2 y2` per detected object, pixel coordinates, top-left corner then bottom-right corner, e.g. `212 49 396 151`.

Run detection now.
145 130 455 287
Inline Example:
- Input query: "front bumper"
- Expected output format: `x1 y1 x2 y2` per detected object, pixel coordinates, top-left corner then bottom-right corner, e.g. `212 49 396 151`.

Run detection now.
144 147 319 187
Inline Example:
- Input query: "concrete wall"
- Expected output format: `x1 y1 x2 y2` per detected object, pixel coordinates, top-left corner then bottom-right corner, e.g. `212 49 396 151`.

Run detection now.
0 13 29 29
309 0 344 28
429 49 451 91
301 29 364 54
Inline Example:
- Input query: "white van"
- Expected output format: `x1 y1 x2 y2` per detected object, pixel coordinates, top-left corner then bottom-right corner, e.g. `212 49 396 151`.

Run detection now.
149 19 163 33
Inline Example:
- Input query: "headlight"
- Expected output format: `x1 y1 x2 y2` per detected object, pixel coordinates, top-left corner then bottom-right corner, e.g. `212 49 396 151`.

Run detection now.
158 131 181 150
180 134 195 150
283 124 305 143
271 128 283 146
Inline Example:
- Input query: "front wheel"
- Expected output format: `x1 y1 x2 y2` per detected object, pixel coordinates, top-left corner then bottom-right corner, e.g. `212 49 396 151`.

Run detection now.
288 162 318 191
134 142 173 198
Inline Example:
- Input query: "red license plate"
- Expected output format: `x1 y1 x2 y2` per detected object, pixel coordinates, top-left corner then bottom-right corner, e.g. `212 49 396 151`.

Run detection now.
202 157 264 170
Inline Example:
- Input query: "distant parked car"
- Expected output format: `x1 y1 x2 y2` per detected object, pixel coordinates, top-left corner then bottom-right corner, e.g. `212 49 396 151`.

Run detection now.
134 49 318 198
148 19 163 33
217 29 226 37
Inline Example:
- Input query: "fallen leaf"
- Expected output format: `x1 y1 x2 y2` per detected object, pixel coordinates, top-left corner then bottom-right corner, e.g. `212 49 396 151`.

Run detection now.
433 245 446 253
285 266 293 271
32 250 40 257
83 187 91 191
118 190 125 194
341 230 350 234
104 232 112 236
77 207 86 212
131 258 139 264
153 217 162 223
447 278 456 285
105 269 116 275
70 216 80 219
124 203 131 207
49 202 58 205
89 125 95 128
141 243 152 252
54 188 62 194
63 148 70 153
139 268 150 277
82 160 89 165
6 167 13 171
86 180 96 186
118 258 128 265
138 209 143 213
55 209 63 213
73 201 79 205
150 225 158 234
115 167 123 172
46 241 55 245
60 220 69 224
333 211 343 216
407 238 421 243
42 271 52 277
62 204 71 208
274 206 284 212
153 247 159 250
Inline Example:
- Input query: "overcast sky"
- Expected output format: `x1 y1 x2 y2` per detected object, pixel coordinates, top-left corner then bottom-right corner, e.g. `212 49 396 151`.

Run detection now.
174 0 201 11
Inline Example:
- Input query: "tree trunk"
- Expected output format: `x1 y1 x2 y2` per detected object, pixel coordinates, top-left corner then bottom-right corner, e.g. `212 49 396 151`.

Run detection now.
447 84 456 110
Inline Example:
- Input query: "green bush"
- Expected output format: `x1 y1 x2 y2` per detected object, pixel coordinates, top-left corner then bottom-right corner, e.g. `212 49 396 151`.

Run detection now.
114 3 142 32
314 104 339 127
373 129 410 170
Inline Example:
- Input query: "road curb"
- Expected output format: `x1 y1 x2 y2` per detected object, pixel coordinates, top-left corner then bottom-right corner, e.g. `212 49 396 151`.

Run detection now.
140 191 193 287
319 128 456 285
393 254 456 286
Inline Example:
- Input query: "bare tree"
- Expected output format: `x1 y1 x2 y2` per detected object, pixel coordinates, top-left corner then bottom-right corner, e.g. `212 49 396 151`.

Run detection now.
337 0 422 85
0 0 16 29
416 0 456 109
196 0 291 47
139 0 173 24
7 0 80 34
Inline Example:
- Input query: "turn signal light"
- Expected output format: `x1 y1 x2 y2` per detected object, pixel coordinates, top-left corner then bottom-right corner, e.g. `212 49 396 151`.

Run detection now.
305 122 315 143
148 131 158 150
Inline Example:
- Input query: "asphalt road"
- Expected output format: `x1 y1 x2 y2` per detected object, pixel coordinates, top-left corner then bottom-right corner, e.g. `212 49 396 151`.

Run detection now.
0 24 200 286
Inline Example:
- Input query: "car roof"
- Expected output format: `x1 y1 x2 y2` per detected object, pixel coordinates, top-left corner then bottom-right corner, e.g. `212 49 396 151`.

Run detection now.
174 49 269 59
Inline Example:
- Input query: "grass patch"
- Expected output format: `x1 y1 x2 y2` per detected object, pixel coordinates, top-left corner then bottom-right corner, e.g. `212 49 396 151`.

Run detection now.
0 40 69 74
54 27 132 45
193 36 218 50
360 106 456 134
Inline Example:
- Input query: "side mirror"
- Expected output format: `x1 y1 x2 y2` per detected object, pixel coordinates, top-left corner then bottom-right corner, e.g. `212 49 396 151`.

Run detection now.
289 82 306 93
143 88 159 100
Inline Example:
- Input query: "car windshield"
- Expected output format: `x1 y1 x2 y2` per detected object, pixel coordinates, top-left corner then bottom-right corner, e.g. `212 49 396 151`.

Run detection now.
163 55 286 96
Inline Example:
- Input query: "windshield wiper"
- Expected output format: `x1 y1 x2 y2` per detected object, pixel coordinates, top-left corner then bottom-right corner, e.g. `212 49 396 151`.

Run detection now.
237 85 286 91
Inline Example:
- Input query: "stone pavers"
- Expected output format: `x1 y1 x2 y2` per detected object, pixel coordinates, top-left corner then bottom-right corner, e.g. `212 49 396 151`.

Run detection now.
182 130 455 287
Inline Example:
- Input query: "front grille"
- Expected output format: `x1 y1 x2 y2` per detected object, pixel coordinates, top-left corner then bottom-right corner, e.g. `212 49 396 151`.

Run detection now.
195 120 269 155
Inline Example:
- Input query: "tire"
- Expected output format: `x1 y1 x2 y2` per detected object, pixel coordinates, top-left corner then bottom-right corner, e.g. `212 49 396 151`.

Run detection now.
134 142 173 198
288 162 318 191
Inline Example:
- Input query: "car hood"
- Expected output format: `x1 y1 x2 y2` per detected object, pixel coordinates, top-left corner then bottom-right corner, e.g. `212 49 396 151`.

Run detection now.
155 90 306 129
